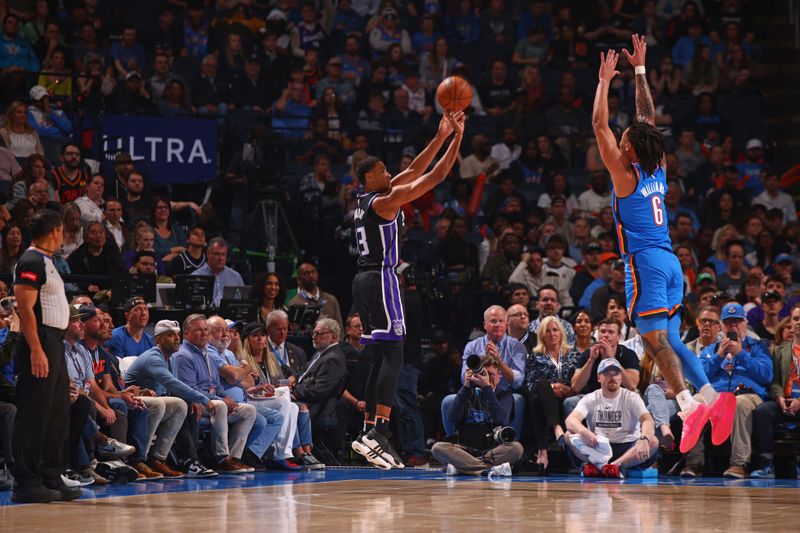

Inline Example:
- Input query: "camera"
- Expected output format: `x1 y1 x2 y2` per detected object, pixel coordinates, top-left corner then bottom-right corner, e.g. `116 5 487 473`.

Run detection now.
726 331 738 341
490 426 516 444
465 354 486 383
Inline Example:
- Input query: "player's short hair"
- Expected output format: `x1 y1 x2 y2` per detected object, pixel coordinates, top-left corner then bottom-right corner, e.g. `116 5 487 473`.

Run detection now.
356 156 381 186
626 121 666 176
30 209 62 240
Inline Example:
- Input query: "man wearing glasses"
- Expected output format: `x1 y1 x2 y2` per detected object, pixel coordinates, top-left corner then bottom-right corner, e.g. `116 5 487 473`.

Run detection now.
506 304 535 353
50 142 88 204
687 306 722 355
529 285 576 345
290 318 346 463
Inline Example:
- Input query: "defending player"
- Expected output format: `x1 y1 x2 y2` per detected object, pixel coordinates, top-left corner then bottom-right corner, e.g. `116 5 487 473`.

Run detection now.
591 35 735 454
351 112 465 469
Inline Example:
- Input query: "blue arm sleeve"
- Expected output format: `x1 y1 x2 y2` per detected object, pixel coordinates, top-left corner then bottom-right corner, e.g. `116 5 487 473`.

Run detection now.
151 357 209 405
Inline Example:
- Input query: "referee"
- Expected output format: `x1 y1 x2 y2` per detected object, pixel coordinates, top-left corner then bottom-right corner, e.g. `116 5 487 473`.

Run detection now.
11 209 81 503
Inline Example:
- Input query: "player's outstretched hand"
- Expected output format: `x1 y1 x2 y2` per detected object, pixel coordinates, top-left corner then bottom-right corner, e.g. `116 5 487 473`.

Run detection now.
441 111 464 138
445 111 465 137
622 34 647 68
598 49 620 82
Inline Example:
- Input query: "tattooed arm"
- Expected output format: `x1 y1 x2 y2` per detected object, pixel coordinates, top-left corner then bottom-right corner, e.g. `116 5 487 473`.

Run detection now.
622 34 655 126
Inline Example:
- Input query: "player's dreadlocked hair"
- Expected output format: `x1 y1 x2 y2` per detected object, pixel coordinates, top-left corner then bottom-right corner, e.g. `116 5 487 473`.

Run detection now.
626 122 666 176
356 156 381 186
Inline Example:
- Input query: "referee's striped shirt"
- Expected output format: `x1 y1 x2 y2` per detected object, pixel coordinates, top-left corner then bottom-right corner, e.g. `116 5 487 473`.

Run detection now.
14 248 70 330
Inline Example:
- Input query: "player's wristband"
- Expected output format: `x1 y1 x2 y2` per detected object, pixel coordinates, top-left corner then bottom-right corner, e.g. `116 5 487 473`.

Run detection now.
634 66 646 76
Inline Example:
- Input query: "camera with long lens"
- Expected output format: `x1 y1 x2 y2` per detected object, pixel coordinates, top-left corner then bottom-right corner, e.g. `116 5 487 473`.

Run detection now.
466 354 486 387
490 426 516 444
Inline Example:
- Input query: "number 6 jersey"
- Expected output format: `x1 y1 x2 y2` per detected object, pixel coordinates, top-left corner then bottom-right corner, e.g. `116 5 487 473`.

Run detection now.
353 192 404 271
612 163 672 257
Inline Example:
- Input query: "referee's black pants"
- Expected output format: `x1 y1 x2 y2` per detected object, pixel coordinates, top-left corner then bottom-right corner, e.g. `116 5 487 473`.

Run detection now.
11 326 70 488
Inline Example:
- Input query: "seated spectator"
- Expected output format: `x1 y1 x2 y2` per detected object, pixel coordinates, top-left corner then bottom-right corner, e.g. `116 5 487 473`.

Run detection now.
441 306 527 437
216 32 245 81
290 0 335 60
158 79 193 116
287 262 344 332
60 203 83 257
172 314 258 473
107 71 157 115
250 272 288 323
0 143 20 183
717 240 747 299
71 22 106 73
649 55 682 101
509 247 548 298
27 177 61 212
481 231 522 291
110 25 145 78
719 43 754 92
332 0 364 39
369 6 411 59
150 197 186 263
529 284 576 344
571 309 595 353
687 305 723 356
272 81 312 140
102 197 126 250
418 36 457 91
0 13 40 74
445 0 480 45
0 101 44 158
506 303 535 353
538 172 579 217
67 220 125 290
512 27 549 67
106 296 155 358
315 56 356 107
682 44 719 95
751 304 800 478
0 222 24 274
432 353 523 477
189 55 231 116
340 34 370 88
479 59 515 119
752 290 783 346
566 318 641 419
480 0 514 56
578 171 613 218
48 143 88 206
489 128 522 172
169 224 206 277
590 260 626 322
27 86 72 143
579 252 617 309
436 214 480 274
525 316 582 472
204 316 288 472
671 20 712 68
459 134 500 182
681 303 772 479
188 237 243 307
565 358 659 478
74 174 104 225
291 317 347 455
753 170 798 225
122 224 167 277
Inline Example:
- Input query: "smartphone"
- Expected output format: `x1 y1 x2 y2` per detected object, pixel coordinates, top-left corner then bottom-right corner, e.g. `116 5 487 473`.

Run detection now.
726 331 738 341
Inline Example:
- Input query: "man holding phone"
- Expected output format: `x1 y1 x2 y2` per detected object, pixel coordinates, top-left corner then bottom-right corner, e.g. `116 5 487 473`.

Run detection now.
680 303 773 479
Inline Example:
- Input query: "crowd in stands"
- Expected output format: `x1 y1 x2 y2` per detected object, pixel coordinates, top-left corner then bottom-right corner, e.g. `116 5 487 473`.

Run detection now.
1 0 799 485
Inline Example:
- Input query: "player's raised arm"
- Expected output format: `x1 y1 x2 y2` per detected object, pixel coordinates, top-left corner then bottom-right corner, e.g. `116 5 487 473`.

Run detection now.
622 34 655 127
390 112 462 187
373 113 464 216
592 50 634 195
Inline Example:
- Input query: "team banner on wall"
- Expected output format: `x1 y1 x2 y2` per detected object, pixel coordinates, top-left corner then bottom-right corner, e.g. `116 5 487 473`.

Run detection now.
100 115 218 183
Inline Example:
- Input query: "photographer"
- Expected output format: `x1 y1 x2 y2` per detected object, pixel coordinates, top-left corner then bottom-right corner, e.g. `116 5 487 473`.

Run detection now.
431 354 523 476
681 303 773 479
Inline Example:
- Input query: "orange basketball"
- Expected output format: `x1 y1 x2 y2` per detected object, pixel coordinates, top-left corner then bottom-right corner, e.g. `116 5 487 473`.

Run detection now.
436 76 473 113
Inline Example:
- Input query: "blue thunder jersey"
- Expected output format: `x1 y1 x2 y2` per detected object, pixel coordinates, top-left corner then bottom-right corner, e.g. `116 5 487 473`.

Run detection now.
611 162 672 257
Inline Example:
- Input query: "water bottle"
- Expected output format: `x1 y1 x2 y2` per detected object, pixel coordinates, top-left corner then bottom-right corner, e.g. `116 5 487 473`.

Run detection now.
266 245 275 274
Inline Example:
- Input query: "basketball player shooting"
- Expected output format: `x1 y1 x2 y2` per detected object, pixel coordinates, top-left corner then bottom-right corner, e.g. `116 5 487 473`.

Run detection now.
351 111 465 469
591 35 736 454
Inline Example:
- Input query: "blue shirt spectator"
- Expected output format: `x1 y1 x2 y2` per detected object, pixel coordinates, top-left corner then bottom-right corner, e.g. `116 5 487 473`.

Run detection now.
106 325 155 359
0 15 41 72
461 334 526 392
446 8 480 44
332 1 365 36
516 2 553 42
124 345 210 406
172 339 228 400
272 87 311 141
27 89 73 140
208 344 246 402
110 27 146 77
191 263 244 308
672 26 712 68
579 278 608 309
700 333 773 398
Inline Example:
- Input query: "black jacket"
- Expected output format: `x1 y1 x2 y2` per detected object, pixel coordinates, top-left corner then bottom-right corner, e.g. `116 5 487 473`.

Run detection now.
293 343 348 422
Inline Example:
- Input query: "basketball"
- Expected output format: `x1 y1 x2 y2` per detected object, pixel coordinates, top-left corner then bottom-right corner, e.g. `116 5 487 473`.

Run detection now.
436 76 472 113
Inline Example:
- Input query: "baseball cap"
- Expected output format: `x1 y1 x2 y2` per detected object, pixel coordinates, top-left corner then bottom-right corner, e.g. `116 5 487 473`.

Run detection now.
396 262 413 276
69 305 88 321
29 85 48 101
775 253 793 264
696 272 715 284
721 303 745 321
382 7 398 17
598 358 623 374
600 252 619 264
125 71 142 80
583 241 602 254
225 319 242 330
746 138 764 150
401 146 417 158
545 233 567 248
154 320 181 336
115 152 133 164
77 304 97 321
123 296 147 313
761 290 782 302
243 321 267 338
612 259 625 270
266 9 287 21
327 56 343 66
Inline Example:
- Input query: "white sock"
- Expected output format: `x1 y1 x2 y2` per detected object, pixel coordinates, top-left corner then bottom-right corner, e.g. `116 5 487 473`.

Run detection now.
699 384 718 406
676 390 698 413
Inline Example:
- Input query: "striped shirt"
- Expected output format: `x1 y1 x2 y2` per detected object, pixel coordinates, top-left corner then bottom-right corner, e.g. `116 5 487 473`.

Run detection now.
14 248 70 330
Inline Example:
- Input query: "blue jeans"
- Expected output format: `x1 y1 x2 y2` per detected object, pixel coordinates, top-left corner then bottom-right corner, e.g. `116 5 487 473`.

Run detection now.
292 407 312 448
644 384 679 429
440 391 525 438
395 365 426 456
108 397 149 463
562 394 584 422
247 404 284 459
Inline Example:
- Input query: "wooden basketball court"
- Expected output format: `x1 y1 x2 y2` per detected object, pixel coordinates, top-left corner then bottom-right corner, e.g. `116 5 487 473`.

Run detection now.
1 469 797 531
